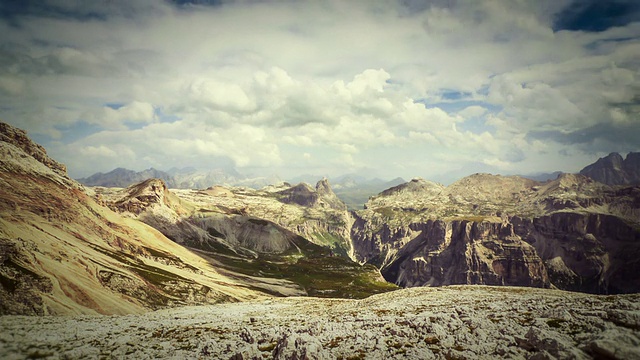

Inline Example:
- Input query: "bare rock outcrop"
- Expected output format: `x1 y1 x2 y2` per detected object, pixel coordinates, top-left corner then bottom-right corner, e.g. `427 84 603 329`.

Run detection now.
352 217 550 289
0 122 67 177
514 212 640 294
277 178 347 211
0 121 265 315
2 286 638 359
352 173 640 294
388 220 549 288
580 152 640 185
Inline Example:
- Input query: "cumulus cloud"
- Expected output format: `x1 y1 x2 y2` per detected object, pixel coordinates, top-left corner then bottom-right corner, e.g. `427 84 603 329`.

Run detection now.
1 0 639 182
81 101 156 130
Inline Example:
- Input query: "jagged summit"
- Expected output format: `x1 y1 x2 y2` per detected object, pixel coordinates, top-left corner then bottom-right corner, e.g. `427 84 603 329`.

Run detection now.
277 178 347 211
104 178 190 217
580 151 640 185
0 122 67 177
315 177 332 195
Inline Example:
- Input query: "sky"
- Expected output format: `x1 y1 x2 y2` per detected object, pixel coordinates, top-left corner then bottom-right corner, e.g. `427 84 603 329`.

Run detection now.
0 0 639 184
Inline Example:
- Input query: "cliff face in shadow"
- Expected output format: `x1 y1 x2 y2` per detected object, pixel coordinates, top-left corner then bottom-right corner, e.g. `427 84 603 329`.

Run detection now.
580 152 640 185
351 174 640 294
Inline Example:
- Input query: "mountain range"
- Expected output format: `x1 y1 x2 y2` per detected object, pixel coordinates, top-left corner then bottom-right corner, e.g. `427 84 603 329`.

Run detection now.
4 121 640 309
77 151 640 213
2 121 640 358
0 122 394 315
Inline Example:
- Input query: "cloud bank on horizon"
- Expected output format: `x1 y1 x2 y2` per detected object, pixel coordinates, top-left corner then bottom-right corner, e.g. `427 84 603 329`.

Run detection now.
0 0 639 183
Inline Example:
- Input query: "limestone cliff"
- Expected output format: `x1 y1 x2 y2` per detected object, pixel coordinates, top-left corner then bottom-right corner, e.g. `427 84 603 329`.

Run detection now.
352 173 640 294
381 220 549 288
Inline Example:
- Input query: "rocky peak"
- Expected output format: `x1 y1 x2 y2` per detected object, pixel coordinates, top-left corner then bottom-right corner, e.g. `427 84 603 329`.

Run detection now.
376 178 444 199
277 183 316 207
112 178 174 215
580 152 640 185
315 178 347 210
277 180 347 211
315 177 332 195
0 122 67 176
554 172 593 187
448 173 537 194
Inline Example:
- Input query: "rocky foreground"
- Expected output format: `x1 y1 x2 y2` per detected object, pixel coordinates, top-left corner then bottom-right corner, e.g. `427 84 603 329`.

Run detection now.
1 286 639 359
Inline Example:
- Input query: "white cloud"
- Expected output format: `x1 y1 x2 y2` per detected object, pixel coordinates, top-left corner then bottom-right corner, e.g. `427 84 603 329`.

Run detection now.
0 76 26 96
81 101 156 130
1 0 638 182
186 78 255 113
457 105 488 119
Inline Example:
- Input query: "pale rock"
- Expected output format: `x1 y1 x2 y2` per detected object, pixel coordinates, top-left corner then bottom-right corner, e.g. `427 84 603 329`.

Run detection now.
352 173 640 294
272 332 331 360
0 121 266 315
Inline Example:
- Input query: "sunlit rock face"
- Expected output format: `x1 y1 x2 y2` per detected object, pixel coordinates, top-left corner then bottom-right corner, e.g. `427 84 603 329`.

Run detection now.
0 122 67 177
0 122 264 316
95 173 395 299
97 176 354 256
351 173 640 294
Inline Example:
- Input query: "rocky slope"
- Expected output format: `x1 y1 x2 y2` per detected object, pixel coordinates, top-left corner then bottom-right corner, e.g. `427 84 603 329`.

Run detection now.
94 178 396 298
580 152 640 185
1 286 638 359
97 178 355 254
0 122 278 315
352 174 640 294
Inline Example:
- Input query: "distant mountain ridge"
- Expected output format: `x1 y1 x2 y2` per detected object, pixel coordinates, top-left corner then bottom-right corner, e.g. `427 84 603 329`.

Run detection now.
519 171 563 182
79 167 176 187
580 152 640 185
79 168 406 210
77 167 243 189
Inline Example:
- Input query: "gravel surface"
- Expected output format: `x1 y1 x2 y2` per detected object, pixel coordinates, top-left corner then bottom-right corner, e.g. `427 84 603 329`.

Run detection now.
1 285 639 359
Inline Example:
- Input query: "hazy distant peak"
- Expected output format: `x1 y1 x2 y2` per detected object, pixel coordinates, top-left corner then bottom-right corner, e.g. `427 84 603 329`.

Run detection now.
580 151 640 185
315 177 332 194
379 177 444 197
